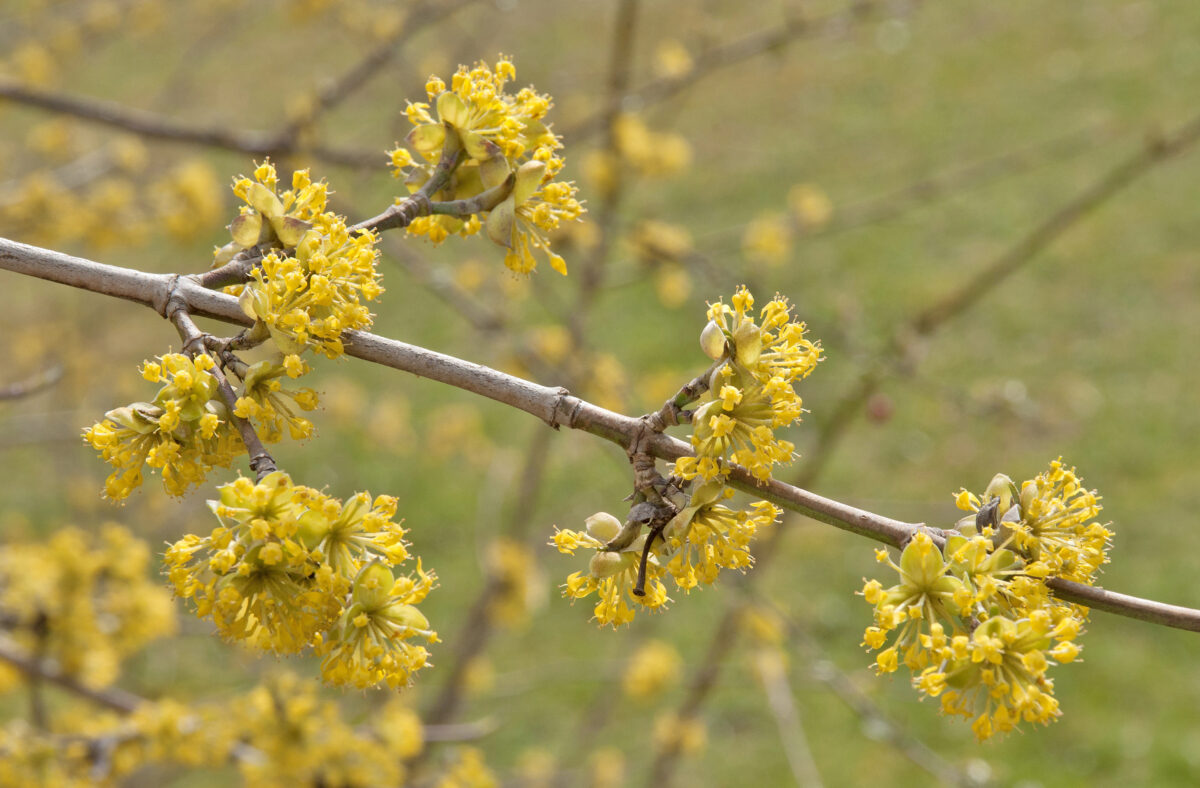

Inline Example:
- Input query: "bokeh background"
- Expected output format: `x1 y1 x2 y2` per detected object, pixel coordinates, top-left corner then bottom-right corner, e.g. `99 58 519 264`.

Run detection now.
2 0 1200 785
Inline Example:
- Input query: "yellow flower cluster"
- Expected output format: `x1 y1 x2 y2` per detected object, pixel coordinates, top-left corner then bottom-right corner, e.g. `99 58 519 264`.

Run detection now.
391 58 584 275
436 746 500 788
553 488 780 627
165 471 437 689
233 673 421 786
674 286 822 483
582 112 692 196
622 639 683 701
553 512 670 627
84 353 319 499
0 146 223 251
658 481 781 590
0 674 428 787
152 159 224 241
0 525 176 690
224 163 383 359
83 352 238 499
861 460 1111 739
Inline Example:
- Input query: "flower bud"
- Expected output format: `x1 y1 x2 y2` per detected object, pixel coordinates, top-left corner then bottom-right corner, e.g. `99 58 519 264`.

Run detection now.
589 551 627 579
353 561 395 609
984 473 1017 513
699 320 726 361
585 512 622 542
1020 480 1037 514
381 602 431 632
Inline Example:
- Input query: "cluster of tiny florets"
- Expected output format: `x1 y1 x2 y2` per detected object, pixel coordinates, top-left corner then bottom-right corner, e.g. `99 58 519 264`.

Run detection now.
552 485 781 627
674 285 822 483
224 162 384 359
83 352 318 500
552 512 670 628
391 58 584 275
861 460 1111 739
0 672 431 786
0 525 176 689
165 471 437 689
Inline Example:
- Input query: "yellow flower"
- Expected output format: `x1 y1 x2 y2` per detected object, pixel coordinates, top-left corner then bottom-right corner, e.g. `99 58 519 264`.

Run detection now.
623 640 682 700
84 353 239 499
553 517 670 627
391 58 585 276
0 525 176 688
678 286 822 482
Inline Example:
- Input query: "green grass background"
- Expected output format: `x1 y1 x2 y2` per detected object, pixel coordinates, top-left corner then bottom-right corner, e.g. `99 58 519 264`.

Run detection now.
3 0 1200 785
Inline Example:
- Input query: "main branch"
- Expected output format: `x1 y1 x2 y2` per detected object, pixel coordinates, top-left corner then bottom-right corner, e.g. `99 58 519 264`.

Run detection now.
3 237 1199 632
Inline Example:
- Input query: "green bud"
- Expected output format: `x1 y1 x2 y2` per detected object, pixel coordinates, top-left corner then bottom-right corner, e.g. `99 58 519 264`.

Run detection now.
699 320 726 361
106 403 162 434
405 123 446 154
272 216 312 248
1020 480 1037 514
381 602 430 632
485 196 516 249
952 514 978 537
230 211 263 248
585 512 622 542
898 537 946 586
245 182 284 220
480 155 511 190
689 480 725 508
353 561 395 610
436 91 469 128
513 160 546 205
984 473 1017 512
212 241 239 266
462 129 502 161
589 551 627 579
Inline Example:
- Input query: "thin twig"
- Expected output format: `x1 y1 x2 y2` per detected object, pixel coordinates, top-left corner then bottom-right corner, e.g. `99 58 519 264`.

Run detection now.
0 78 381 168
0 363 63 400
0 635 142 714
563 0 905 142
196 144 468 291
754 647 823 788
166 305 277 479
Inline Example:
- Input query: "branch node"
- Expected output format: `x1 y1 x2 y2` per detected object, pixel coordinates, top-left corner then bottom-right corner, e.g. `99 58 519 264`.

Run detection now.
548 387 578 430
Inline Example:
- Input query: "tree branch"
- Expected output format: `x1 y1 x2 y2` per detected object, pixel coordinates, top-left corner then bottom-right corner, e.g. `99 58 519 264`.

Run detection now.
0 635 142 714
0 78 381 168
563 0 907 141
2 235 1199 635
